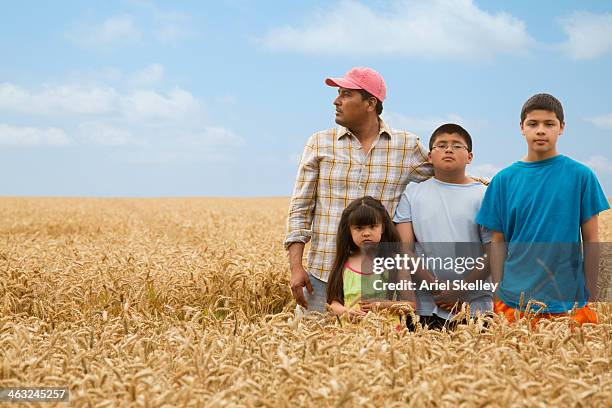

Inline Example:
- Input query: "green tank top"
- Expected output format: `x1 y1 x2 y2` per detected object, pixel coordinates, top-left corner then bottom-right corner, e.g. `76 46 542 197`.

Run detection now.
342 263 402 330
342 263 391 310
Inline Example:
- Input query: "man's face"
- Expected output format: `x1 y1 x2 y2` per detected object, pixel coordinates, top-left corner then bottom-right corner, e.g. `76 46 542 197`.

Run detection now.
520 109 564 155
333 88 371 128
428 133 473 172
350 223 383 249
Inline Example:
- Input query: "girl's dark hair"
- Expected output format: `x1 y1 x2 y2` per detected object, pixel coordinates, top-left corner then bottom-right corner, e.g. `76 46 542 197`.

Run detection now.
326 196 401 305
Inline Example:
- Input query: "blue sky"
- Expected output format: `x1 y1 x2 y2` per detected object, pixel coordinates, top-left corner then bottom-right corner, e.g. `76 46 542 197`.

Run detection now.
1 0 611 197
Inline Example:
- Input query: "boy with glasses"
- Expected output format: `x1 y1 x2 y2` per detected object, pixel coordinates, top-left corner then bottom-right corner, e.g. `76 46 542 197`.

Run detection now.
393 123 493 330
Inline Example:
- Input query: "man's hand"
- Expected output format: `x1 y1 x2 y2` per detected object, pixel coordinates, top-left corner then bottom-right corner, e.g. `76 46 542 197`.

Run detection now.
288 243 313 308
290 263 313 308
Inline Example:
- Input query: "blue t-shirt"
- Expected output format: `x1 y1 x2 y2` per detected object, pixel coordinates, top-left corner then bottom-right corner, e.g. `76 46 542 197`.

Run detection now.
476 154 610 312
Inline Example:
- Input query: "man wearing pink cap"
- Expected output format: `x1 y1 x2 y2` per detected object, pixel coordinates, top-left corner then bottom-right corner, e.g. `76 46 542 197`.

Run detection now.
284 67 433 313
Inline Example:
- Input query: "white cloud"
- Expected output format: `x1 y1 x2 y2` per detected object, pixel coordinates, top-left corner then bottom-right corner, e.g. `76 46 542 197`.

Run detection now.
68 65 165 87
258 0 533 60
189 126 245 148
107 150 185 165
0 82 200 120
68 15 142 48
383 112 464 133
77 122 244 162
558 12 612 60
0 72 241 159
77 122 138 146
154 10 194 44
109 149 235 165
129 0 195 44
0 83 118 116
0 124 70 147
583 156 612 174
469 163 501 179
104 125 244 164
585 113 612 129
66 4 195 50
38 85 118 115
120 87 201 120
66 67 125 84
132 63 165 86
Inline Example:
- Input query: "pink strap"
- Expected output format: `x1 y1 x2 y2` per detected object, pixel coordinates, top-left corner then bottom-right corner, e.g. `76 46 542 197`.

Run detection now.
344 263 373 275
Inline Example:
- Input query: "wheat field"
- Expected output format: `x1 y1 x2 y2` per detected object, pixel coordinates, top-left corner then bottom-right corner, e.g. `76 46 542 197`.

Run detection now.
0 197 610 407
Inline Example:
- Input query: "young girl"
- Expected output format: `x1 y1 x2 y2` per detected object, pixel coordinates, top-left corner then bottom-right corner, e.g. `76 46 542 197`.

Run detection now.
326 196 414 321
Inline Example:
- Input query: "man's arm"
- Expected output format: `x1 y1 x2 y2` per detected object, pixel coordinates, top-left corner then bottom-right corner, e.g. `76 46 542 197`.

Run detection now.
408 137 434 183
285 135 319 308
288 243 313 308
581 215 600 302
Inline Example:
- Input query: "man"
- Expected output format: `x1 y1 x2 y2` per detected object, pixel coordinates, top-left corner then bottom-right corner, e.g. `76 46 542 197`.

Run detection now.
285 67 433 313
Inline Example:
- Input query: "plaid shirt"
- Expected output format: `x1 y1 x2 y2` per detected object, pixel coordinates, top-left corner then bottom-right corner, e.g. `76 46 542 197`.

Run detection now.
285 119 433 282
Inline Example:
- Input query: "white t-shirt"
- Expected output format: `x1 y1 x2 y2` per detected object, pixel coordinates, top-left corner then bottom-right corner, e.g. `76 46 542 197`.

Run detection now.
394 177 492 318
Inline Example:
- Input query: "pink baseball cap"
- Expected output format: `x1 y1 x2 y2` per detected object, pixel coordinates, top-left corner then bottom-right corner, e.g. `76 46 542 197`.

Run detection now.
325 67 386 102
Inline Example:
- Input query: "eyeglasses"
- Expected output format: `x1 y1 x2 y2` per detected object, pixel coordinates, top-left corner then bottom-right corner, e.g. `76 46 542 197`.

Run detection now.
432 143 469 151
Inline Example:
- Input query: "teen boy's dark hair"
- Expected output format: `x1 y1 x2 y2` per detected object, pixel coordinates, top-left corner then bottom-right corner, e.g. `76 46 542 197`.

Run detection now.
520 93 564 124
358 89 383 115
429 123 472 152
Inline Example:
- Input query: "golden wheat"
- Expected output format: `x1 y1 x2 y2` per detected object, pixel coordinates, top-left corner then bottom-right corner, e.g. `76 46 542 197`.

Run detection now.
0 197 610 407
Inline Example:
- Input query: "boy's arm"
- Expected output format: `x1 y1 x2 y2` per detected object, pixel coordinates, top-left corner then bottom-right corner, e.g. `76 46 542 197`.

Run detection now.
396 222 437 286
581 215 600 302
433 244 492 311
395 266 417 303
396 221 415 244
463 242 491 284
489 231 506 300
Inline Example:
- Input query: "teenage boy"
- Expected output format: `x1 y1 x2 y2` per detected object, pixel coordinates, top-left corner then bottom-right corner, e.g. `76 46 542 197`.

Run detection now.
394 123 493 330
476 93 610 324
